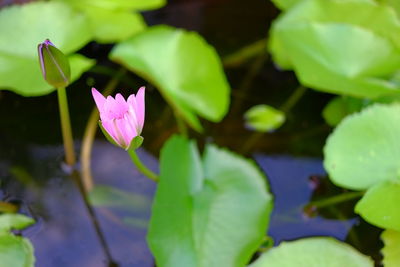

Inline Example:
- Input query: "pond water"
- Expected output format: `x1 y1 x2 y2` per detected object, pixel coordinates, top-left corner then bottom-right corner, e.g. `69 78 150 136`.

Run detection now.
0 0 383 266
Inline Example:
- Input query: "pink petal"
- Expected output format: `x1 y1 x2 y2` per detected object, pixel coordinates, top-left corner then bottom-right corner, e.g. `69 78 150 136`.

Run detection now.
92 88 106 112
128 87 145 131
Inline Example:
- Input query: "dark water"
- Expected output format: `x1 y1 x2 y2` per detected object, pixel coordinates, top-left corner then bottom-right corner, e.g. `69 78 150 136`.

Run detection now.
0 0 382 266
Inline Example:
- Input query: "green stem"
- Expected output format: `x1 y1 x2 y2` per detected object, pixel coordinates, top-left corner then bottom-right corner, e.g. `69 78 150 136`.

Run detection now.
175 112 188 137
280 85 307 114
223 39 267 67
128 149 159 182
305 191 364 210
57 87 76 166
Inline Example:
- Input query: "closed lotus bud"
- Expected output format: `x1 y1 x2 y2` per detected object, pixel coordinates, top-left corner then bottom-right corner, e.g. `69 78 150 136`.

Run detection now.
38 39 71 88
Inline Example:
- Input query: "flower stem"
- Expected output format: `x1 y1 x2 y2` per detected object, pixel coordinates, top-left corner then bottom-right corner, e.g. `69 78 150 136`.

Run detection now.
304 191 364 210
128 149 159 182
57 87 76 166
80 68 126 192
280 85 307 114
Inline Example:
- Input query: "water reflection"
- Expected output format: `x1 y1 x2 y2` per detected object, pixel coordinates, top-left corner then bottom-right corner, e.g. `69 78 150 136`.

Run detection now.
254 155 357 244
2 141 157 267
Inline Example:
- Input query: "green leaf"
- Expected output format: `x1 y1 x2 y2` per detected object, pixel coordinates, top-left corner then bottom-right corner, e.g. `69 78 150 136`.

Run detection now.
324 103 400 190
381 229 400 267
110 25 231 131
0 214 35 267
355 181 400 231
271 0 302 10
148 136 273 267
57 0 165 11
84 8 146 43
0 1 93 96
0 234 35 267
322 96 366 126
378 0 400 17
0 214 34 233
269 0 400 98
88 185 151 213
249 237 373 267
244 104 285 132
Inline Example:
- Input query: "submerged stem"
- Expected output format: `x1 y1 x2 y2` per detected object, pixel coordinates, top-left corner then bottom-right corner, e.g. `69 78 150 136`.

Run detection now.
305 191 364 210
57 87 76 166
128 149 159 182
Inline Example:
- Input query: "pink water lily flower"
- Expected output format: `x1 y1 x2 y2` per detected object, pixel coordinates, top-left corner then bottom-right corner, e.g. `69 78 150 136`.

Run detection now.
92 87 145 149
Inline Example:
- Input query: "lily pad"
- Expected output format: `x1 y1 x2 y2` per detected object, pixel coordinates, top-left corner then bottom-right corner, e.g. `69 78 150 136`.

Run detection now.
110 26 231 131
148 136 272 267
0 1 93 96
355 181 400 231
269 0 400 98
249 237 373 267
322 96 366 126
324 104 400 190
0 214 35 267
244 104 285 132
0 214 35 233
0 234 35 267
381 229 400 267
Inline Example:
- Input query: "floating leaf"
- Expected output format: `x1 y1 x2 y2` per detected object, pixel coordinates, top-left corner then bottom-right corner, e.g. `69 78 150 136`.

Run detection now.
0 2 93 96
148 136 272 267
269 0 400 98
322 97 366 126
110 26 231 131
0 214 34 233
324 104 400 190
355 181 400 231
0 214 35 267
0 234 35 267
249 237 373 267
381 229 400 267
244 105 285 132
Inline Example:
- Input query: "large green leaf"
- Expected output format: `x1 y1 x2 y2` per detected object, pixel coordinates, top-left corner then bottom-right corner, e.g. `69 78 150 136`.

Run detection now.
355 181 400 231
0 1 94 96
57 0 165 11
324 104 400 190
83 8 146 43
269 0 400 98
0 214 35 267
110 26 231 131
56 0 155 43
381 229 400 267
249 237 373 267
148 136 272 267
271 0 302 10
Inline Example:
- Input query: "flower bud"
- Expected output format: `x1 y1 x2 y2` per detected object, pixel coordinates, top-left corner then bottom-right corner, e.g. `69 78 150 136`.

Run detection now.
38 39 71 88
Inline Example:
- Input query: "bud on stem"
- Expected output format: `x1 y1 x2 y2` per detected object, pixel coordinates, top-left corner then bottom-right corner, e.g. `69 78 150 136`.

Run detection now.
38 39 71 88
